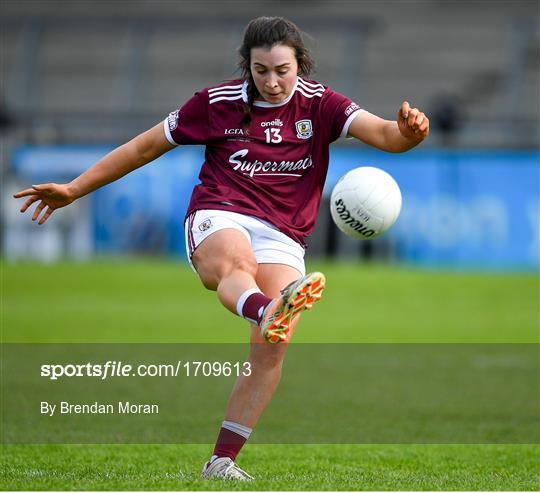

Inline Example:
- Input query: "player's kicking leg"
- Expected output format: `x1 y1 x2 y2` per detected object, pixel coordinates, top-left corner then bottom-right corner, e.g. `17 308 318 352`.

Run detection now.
191 228 326 346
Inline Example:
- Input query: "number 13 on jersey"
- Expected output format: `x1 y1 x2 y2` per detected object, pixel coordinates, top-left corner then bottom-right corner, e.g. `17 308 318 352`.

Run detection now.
264 128 282 143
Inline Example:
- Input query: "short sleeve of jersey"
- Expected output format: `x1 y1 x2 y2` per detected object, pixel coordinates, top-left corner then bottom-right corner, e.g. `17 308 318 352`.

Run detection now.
163 90 209 146
319 88 363 143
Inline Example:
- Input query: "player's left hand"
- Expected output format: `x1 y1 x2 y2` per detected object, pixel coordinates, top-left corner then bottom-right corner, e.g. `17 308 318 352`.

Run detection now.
397 101 429 141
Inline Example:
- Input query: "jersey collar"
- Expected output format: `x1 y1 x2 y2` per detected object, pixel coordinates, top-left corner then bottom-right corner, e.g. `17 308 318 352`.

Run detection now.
242 77 298 108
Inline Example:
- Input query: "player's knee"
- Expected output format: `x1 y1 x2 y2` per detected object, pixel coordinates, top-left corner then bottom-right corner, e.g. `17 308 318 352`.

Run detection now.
196 255 257 291
215 255 257 283
230 256 258 279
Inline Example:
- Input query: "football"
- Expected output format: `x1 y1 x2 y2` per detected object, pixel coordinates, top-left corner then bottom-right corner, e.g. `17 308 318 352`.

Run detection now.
330 166 402 240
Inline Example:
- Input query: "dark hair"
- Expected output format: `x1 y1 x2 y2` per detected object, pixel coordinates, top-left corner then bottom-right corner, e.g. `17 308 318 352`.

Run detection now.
238 17 315 129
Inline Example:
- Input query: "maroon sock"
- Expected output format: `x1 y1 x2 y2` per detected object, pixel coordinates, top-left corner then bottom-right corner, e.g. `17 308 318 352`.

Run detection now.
238 290 272 325
212 427 248 461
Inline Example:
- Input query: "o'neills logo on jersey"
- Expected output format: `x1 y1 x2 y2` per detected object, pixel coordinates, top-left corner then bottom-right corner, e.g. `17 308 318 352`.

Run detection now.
229 149 313 178
260 119 283 127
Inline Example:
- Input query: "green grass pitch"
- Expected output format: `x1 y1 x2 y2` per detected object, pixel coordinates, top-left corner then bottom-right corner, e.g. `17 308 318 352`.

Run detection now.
1 259 539 490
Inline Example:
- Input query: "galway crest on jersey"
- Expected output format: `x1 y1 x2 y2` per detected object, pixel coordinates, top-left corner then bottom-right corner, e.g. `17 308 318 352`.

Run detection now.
295 119 313 139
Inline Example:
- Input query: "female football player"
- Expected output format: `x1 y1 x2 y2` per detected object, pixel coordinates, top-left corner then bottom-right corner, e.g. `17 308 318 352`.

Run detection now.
14 16 429 480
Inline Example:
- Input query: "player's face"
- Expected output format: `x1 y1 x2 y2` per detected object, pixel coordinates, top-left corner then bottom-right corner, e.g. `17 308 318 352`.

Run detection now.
250 44 298 104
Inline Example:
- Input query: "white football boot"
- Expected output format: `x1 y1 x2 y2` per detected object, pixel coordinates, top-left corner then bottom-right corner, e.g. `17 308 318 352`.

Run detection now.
200 456 254 480
259 271 326 343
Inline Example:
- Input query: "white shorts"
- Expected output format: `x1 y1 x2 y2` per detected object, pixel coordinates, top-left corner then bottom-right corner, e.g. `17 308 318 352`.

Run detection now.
184 209 306 276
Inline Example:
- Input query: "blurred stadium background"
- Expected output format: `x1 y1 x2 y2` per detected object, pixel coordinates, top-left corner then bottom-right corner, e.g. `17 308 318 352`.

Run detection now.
1 0 539 270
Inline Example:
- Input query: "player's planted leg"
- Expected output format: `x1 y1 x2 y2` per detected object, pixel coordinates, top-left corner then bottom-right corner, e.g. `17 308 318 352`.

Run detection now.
201 322 294 480
201 457 253 481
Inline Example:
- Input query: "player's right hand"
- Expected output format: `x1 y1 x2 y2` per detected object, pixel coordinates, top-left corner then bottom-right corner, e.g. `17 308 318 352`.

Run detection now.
13 183 75 225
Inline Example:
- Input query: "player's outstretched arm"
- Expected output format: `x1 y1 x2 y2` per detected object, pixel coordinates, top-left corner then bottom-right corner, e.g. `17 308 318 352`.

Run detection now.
13 122 174 224
347 101 429 153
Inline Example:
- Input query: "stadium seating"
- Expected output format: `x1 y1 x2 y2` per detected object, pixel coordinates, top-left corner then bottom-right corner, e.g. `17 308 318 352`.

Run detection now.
1 1 538 147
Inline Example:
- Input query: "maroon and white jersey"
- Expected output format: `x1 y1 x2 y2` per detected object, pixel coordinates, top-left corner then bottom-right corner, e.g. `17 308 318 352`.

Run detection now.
163 77 362 246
